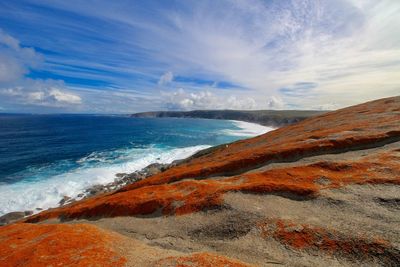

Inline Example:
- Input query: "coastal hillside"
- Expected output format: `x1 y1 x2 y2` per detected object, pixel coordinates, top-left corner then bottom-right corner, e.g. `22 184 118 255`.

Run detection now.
131 109 325 127
1 96 400 266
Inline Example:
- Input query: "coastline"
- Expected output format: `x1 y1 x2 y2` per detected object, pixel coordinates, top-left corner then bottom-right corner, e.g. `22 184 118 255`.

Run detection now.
0 119 274 225
64 120 275 204
131 109 326 127
225 120 275 136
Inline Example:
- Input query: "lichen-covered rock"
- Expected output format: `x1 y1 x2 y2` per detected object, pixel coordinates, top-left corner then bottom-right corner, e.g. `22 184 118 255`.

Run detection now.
155 252 255 267
2 96 400 266
0 223 126 267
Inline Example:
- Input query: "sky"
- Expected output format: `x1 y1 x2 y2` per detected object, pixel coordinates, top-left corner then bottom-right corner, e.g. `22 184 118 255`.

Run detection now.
0 0 399 113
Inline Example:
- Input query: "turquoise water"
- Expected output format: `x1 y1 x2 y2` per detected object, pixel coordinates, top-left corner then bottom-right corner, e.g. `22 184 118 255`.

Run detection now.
0 114 272 215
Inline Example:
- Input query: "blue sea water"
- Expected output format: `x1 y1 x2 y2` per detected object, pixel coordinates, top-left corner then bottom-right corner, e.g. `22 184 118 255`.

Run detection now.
0 114 273 215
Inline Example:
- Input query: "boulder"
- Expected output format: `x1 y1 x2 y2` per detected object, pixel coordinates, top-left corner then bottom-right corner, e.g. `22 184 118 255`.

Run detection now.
0 211 32 225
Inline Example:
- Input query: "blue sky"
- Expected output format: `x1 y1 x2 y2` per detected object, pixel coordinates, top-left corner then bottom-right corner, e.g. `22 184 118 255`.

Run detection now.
0 0 399 113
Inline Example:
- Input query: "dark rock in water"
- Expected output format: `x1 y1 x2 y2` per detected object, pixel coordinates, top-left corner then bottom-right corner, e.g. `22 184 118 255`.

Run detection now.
143 163 169 176
36 208 43 211
24 210 33 216
170 159 184 166
123 172 143 181
85 185 105 196
59 196 72 206
73 162 172 202
0 211 31 225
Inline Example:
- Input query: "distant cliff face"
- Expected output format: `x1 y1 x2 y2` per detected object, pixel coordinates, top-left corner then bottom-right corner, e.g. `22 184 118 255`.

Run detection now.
131 109 326 127
1 96 400 267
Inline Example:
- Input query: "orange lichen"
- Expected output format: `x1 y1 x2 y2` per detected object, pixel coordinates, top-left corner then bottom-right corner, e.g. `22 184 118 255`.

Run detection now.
24 148 400 223
2 97 400 267
155 252 254 267
0 223 126 267
18 96 400 222
119 96 400 191
257 219 399 264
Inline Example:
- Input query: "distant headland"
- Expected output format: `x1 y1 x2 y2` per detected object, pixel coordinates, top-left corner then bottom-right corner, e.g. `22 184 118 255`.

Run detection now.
131 109 326 127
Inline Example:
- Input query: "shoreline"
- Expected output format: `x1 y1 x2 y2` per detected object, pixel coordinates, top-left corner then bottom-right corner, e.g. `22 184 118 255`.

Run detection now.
130 109 326 127
0 119 274 225
226 120 275 136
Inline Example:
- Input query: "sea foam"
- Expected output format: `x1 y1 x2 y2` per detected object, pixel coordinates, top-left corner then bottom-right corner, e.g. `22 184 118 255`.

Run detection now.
0 120 273 216
223 120 275 136
0 145 209 216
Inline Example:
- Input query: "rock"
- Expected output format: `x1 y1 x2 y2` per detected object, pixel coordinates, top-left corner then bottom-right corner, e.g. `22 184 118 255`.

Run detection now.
155 252 253 266
24 210 33 216
115 173 126 178
122 172 144 183
0 211 27 225
0 224 127 266
314 176 332 186
85 184 105 196
170 159 184 166
59 196 72 206
143 163 168 176
25 96 400 223
10 96 400 266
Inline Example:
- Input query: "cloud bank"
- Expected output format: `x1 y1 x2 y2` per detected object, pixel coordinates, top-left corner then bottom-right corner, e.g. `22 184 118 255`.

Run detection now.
162 89 259 110
0 0 399 113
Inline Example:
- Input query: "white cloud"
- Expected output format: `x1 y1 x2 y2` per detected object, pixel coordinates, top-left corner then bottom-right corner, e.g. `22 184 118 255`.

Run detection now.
0 31 19 49
0 29 81 109
163 89 216 110
115 0 400 109
162 88 259 110
158 71 173 85
1 79 81 107
0 29 43 84
27 91 45 101
266 96 285 110
1 1 400 112
310 103 340 111
49 88 81 104
227 96 257 110
0 54 25 83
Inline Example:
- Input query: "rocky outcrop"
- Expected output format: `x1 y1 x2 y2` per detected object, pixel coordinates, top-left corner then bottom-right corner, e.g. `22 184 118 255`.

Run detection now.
0 211 33 226
1 96 399 266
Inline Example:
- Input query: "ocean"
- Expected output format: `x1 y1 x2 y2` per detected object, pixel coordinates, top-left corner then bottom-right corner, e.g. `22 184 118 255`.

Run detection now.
0 114 273 215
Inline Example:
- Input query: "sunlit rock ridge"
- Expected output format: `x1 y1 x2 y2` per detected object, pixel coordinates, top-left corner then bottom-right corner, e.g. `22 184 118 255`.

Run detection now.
1 96 399 266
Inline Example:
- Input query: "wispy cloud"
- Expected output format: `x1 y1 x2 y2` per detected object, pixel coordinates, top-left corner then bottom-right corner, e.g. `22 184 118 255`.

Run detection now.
0 29 43 83
1 82 81 106
0 29 82 110
0 0 399 112
158 71 173 86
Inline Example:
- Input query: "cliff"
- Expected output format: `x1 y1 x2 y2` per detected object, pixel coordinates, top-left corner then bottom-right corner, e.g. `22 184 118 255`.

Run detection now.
130 109 325 127
1 96 399 266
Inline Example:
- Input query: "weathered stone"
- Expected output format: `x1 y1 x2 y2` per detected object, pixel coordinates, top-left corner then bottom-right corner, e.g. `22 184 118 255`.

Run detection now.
24 210 33 216
8 96 400 266
115 173 125 178
0 211 26 225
